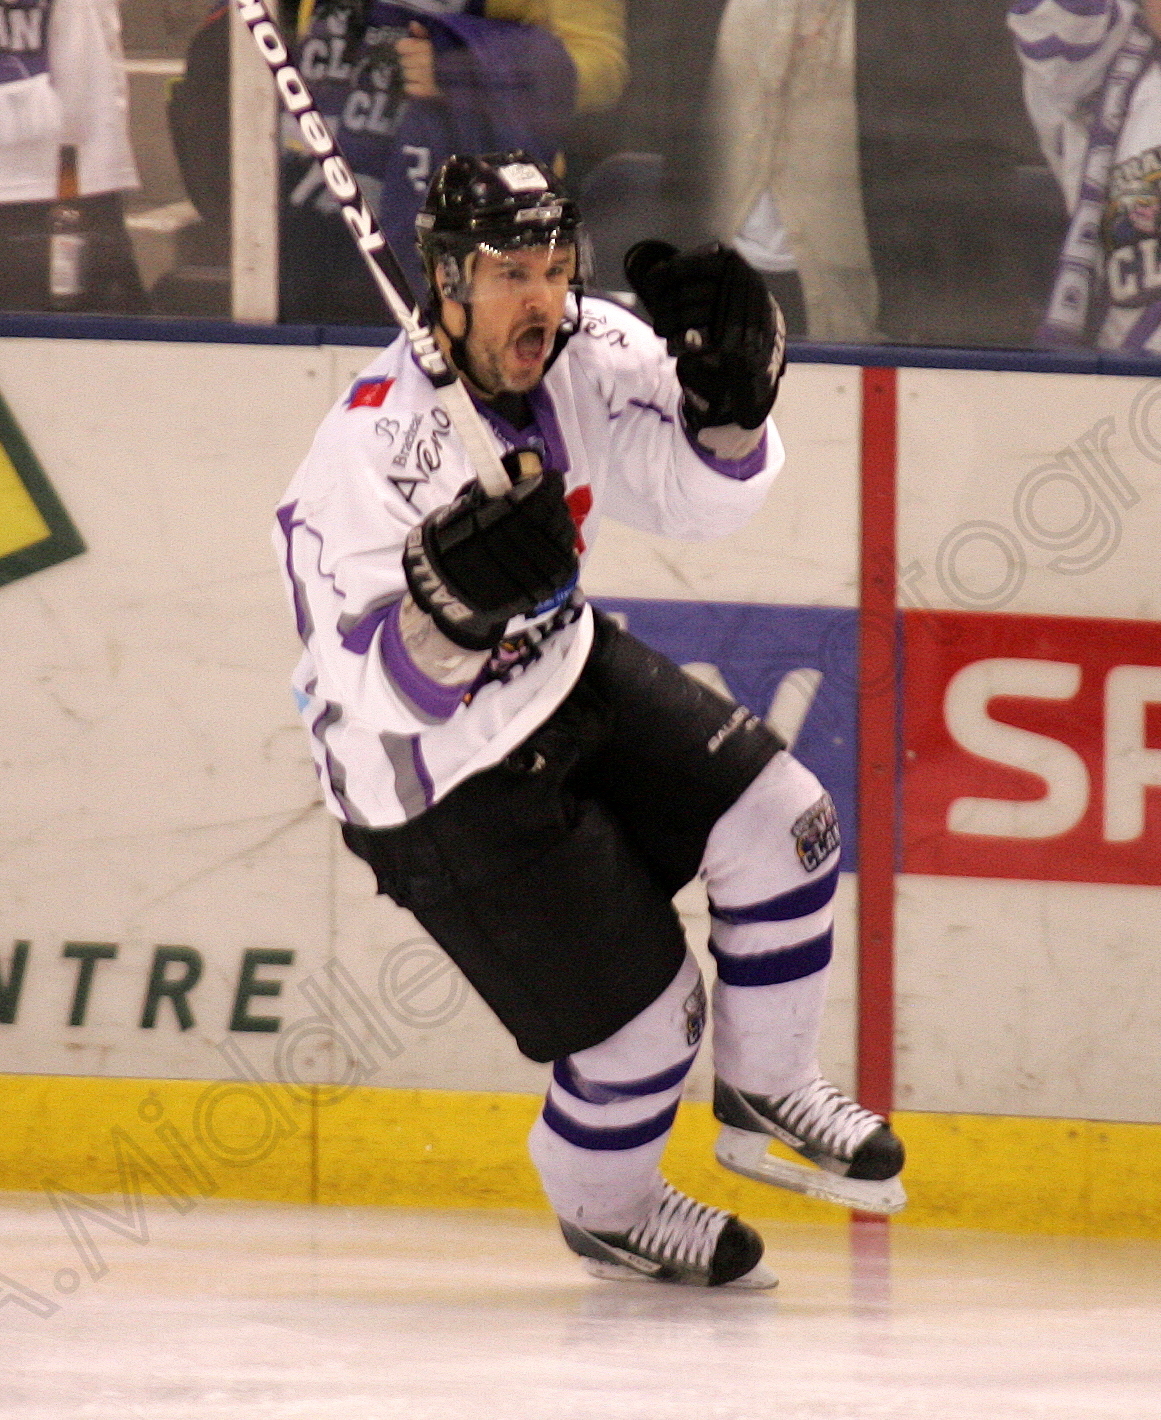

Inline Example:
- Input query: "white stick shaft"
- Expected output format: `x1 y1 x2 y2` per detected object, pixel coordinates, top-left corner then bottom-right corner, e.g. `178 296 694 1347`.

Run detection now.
232 0 511 496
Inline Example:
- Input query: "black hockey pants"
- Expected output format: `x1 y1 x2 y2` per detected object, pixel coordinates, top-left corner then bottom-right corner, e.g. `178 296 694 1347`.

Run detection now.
342 611 785 1062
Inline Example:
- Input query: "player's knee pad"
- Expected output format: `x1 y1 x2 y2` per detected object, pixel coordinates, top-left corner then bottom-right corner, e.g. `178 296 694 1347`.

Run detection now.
700 750 841 908
560 949 705 1094
701 754 836 1081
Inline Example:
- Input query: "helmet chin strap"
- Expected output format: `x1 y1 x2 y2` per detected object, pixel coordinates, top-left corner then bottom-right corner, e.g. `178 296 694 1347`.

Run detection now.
544 288 582 377
425 288 485 393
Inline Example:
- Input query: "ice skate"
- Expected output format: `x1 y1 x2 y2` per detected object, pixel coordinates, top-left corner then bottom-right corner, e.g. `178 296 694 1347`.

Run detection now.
713 1076 907 1215
559 1181 777 1289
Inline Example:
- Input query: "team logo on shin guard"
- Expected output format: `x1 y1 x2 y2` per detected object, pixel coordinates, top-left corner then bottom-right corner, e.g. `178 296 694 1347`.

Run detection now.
683 978 706 1047
792 793 840 872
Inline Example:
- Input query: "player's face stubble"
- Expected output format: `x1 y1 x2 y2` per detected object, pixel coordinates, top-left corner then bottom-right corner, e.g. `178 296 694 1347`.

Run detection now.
441 245 576 396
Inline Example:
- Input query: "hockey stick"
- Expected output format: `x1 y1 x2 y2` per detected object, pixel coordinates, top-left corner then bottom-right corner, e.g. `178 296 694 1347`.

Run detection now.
232 0 510 495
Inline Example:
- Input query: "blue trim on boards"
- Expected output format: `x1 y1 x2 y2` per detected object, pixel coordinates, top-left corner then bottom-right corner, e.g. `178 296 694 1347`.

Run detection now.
5 309 1161 376
787 340 1161 378
0 311 397 349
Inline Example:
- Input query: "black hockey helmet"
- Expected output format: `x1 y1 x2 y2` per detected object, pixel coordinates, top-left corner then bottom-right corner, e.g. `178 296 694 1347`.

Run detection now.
416 150 590 302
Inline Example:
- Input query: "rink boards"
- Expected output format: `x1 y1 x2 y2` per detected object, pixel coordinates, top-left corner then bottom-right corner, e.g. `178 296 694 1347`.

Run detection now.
0 331 1159 1237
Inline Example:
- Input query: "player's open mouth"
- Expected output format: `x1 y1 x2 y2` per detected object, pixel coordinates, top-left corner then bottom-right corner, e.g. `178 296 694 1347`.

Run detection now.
512 325 548 364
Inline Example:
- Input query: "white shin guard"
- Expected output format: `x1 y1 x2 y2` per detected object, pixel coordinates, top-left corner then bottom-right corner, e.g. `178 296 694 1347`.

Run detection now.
529 950 704 1233
700 751 840 1100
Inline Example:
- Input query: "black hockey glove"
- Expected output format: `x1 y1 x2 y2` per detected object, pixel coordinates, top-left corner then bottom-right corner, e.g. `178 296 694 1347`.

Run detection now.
624 240 787 433
402 455 579 652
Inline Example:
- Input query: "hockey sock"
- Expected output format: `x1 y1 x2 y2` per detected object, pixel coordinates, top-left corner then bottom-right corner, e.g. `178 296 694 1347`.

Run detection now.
700 752 838 1100
528 950 704 1233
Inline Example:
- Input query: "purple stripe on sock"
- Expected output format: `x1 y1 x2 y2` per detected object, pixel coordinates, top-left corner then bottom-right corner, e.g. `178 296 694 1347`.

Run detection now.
710 863 839 926
684 424 768 481
552 1051 695 1106
541 1097 680 1151
710 928 833 987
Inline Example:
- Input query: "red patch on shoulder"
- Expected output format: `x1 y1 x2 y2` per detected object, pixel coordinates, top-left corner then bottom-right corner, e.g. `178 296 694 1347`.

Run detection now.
346 377 395 410
565 484 593 553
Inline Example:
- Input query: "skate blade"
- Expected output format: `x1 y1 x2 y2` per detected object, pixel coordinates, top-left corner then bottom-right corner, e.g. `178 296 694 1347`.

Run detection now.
714 1125 907 1215
583 1256 778 1290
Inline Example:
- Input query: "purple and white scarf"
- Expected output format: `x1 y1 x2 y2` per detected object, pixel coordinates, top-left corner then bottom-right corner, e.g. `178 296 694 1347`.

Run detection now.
1040 10 1158 345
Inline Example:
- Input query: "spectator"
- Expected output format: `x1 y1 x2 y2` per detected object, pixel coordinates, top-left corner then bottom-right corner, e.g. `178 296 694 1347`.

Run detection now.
709 0 874 341
281 0 624 325
0 0 147 314
857 1 1038 348
1010 0 1161 352
152 1 230 317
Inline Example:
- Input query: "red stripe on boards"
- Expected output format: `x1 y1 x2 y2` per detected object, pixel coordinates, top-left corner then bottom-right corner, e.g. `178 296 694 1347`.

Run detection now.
857 367 898 1118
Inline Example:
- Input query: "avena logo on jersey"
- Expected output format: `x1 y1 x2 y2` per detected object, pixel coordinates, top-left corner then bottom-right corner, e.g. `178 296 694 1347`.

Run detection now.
0 388 84 588
902 609 1161 885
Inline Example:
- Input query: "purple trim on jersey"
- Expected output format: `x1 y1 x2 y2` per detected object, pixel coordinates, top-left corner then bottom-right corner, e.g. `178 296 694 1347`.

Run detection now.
473 395 527 449
469 384 572 476
685 425 769 482
709 863 839 926
410 737 436 809
552 1052 695 1106
709 927 833 987
1015 31 1115 61
625 397 674 424
379 600 470 720
310 696 366 826
527 384 571 474
541 1096 680 1151
1118 300 1161 352
0 1 51 82
1009 0 1118 60
1010 0 1118 15
339 600 394 655
1009 0 1110 13
276 502 311 641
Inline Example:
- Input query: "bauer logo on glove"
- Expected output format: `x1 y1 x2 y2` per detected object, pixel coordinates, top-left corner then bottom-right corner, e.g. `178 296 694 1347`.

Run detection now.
402 454 579 651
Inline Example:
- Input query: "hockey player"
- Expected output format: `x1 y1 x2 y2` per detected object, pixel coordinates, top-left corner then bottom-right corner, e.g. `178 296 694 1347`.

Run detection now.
1010 0 1161 350
274 150 905 1289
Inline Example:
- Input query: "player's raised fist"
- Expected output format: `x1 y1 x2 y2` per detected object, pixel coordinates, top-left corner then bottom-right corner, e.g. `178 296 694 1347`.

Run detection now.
624 241 786 431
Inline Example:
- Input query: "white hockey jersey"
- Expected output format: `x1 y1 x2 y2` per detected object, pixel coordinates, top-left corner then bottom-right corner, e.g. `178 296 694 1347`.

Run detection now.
275 297 783 827
0 0 139 204
1009 0 1161 350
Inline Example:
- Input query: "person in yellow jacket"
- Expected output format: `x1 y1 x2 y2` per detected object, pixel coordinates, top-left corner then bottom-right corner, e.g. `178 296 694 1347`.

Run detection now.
280 0 625 323
298 0 625 115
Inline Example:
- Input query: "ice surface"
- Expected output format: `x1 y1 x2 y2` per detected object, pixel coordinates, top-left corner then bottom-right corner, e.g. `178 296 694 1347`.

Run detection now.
1 1196 1159 1419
